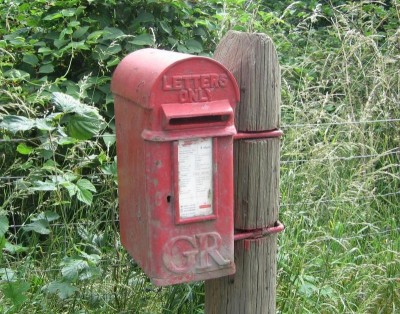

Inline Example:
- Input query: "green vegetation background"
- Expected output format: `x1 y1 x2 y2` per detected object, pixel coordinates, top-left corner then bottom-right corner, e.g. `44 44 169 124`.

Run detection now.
0 0 399 313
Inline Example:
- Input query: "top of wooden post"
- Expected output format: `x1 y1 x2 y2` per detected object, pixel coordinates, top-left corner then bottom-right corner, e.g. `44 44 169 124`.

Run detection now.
214 30 281 132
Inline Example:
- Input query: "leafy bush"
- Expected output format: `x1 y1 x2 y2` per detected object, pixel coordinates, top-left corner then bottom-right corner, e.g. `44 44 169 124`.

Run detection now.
0 0 224 311
1 0 399 312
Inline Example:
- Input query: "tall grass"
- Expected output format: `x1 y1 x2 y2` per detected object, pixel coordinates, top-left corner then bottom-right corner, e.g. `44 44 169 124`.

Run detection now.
277 2 400 312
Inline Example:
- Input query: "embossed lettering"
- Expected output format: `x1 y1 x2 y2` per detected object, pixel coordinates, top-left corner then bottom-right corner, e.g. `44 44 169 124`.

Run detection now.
179 89 189 102
209 74 219 88
162 235 198 273
203 88 212 100
173 76 184 89
162 232 231 274
162 73 229 103
200 75 210 88
218 74 228 87
179 88 211 102
163 75 173 90
196 232 230 270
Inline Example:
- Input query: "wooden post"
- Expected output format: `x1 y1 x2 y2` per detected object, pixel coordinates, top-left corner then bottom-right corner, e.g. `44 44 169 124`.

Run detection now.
205 31 281 313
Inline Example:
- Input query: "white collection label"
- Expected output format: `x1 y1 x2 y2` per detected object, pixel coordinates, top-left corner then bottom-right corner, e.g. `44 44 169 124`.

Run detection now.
178 138 213 219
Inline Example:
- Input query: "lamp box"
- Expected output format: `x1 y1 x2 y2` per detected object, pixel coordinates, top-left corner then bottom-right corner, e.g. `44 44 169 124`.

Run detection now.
111 48 239 286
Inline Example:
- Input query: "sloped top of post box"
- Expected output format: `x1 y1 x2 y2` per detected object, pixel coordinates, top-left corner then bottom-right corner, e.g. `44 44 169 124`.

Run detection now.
111 48 240 108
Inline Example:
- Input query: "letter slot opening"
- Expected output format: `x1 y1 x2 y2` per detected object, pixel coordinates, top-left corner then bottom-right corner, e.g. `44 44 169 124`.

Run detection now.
169 115 230 126
161 100 233 130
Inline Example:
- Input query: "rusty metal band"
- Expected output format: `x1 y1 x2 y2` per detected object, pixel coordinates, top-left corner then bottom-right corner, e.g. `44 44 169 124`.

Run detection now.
234 221 285 241
233 129 283 140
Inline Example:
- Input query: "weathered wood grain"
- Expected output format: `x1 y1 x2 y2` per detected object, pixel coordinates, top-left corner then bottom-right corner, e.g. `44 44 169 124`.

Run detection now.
213 31 280 131
205 30 281 314
234 139 280 229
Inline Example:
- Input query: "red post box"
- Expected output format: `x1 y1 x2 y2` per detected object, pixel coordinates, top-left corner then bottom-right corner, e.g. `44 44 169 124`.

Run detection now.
111 48 240 286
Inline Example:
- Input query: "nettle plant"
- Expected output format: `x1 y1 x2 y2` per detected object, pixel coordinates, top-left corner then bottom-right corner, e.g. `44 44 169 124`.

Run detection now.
0 92 114 306
0 0 223 309
1 92 106 206
0 91 114 252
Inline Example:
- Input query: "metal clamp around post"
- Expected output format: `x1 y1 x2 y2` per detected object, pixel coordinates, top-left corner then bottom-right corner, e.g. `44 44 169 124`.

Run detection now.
234 221 285 241
233 128 284 241
234 129 283 140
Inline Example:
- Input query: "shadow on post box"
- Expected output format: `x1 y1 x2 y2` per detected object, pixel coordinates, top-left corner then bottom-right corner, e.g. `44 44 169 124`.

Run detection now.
111 48 240 286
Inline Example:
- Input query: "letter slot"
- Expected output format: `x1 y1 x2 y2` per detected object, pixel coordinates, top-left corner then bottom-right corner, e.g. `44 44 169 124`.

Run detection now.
162 100 233 130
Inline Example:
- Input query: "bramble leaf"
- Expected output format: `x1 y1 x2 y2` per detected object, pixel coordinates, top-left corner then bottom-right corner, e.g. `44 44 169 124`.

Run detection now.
185 39 203 53
67 111 104 140
0 215 9 237
34 211 60 222
42 281 77 299
1 281 30 306
76 179 96 205
4 242 28 254
29 181 57 191
38 64 55 74
52 92 105 140
52 92 83 113
131 34 154 46
16 143 33 155
0 115 36 133
61 258 88 281
22 219 50 235
22 54 39 66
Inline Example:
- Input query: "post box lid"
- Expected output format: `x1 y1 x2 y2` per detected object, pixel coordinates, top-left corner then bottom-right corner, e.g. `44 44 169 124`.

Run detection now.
111 48 240 109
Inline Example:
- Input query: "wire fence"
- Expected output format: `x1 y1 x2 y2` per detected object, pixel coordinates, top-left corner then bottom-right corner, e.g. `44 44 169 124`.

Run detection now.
1 118 398 184
6 191 399 230
10 223 400 276
1 148 398 183
280 118 400 128
2 117 399 264
1 117 399 143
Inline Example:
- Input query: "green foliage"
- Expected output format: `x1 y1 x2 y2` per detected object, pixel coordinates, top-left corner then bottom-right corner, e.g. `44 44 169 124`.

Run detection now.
0 0 399 312
0 215 8 237
52 92 105 140
162 283 204 314
1 280 30 307
22 211 60 234
42 281 77 299
60 253 101 282
0 91 104 220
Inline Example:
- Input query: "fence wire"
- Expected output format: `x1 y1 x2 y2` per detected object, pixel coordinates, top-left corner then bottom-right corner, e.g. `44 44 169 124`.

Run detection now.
1 117 399 144
281 149 399 164
2 116 399 281
6 191 399 230
280 191 400 207
8 225 400 275
280 118 400 128
1 148 398 182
